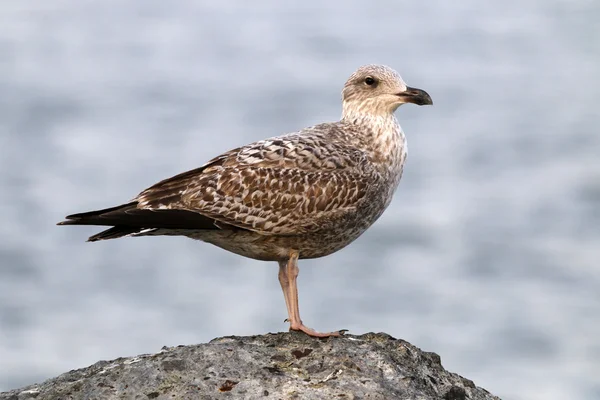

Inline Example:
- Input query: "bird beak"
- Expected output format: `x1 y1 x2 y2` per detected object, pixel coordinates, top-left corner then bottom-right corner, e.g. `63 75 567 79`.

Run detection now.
397 86 433 106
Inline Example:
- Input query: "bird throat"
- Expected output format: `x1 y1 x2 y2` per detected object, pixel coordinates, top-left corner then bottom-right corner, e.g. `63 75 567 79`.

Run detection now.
344 113 406 169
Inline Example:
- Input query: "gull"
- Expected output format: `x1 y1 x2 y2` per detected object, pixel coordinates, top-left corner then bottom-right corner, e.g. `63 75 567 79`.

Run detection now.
58 65 432 337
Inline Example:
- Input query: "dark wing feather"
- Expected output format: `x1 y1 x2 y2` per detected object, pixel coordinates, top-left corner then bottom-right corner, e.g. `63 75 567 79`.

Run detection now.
59 123 380 239
58 202 220 230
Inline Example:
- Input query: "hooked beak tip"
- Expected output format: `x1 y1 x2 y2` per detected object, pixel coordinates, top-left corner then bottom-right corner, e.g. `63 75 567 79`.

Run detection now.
397 86 433 106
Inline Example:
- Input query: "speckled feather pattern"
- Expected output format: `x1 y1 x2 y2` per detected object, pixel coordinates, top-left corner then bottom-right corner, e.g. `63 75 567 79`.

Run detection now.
135 119 406 260
64 65 429 262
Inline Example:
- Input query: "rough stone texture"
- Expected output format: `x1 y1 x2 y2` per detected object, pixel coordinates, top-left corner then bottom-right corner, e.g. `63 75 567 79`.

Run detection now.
0 332 500 400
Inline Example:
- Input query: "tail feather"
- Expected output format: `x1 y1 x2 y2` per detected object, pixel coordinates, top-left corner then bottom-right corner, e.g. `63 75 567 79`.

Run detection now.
58 201 223 242
87 226 143 242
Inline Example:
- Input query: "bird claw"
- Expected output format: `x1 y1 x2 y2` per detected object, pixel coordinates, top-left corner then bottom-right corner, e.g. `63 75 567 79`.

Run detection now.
283 318 348 337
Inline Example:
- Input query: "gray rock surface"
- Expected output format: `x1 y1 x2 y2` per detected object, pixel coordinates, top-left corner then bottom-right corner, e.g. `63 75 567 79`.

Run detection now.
1 332 500 400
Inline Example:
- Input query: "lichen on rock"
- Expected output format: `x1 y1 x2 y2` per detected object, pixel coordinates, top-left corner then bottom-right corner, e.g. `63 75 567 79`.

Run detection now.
0 332 500 400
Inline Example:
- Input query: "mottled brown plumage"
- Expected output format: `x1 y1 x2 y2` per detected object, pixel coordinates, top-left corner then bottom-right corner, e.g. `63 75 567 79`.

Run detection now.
59 65 432 337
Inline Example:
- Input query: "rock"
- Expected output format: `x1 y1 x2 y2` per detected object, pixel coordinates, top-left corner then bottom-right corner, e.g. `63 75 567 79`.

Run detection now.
0 332 500 399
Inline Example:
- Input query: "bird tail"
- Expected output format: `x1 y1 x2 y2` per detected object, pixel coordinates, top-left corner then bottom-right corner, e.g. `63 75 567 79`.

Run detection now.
57 202 138 226
86 226 144 242
57 202 220 242
57 202 142 242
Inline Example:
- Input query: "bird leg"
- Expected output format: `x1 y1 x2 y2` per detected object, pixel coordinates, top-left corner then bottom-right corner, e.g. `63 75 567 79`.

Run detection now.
277 250 343 338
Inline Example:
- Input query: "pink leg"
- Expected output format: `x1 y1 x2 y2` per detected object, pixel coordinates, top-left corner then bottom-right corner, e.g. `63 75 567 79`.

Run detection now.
277 250 345 338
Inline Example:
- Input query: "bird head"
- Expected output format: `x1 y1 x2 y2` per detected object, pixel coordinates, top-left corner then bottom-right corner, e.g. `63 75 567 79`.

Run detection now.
342 64 432 120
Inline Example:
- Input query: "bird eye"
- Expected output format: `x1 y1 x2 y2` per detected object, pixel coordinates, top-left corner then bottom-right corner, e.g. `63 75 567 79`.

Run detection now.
364 76 376 86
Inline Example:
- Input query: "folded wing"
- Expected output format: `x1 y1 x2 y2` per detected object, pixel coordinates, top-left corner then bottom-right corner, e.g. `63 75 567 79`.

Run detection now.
136 129 377 235
59 125 380 239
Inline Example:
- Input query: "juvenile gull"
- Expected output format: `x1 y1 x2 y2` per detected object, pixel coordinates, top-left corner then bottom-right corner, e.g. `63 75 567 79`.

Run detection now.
58 65 432 337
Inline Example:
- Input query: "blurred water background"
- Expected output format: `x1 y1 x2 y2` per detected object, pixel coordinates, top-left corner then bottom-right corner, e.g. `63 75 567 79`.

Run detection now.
1 1 599 399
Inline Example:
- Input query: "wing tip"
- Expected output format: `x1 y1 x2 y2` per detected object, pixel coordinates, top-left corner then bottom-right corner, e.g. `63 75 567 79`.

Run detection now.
56 202 139 227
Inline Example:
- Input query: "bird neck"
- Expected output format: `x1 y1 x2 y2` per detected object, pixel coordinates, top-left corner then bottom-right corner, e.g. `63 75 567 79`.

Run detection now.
341 110 402 142
341 112 405 167
341 112 399 130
